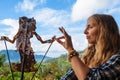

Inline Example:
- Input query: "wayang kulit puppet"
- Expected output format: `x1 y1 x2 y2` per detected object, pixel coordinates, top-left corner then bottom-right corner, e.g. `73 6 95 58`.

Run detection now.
1 16 54 72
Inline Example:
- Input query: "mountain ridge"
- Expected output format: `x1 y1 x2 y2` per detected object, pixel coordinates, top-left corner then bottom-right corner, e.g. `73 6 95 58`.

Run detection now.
0 49 52 62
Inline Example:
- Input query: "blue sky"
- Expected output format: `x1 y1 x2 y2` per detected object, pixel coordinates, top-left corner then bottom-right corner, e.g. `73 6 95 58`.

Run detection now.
0 0 120 57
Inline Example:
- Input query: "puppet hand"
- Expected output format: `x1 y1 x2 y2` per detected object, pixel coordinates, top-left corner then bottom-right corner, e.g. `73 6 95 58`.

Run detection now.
46 35 56 43
46 39 52 43
51 35 56 42
0 36 8 40
32 31 36 34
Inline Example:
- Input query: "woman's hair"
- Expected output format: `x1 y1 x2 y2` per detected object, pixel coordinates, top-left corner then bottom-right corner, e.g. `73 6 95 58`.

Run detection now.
81 14 120 67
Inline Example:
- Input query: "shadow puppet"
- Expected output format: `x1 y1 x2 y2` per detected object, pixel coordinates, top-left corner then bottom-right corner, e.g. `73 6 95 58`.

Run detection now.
1 16 54 72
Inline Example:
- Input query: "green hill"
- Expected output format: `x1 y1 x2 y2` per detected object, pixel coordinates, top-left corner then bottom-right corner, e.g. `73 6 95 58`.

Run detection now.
0 50 52 62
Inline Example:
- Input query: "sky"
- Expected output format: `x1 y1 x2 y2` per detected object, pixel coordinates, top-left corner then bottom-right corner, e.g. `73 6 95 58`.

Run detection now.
0 0 120 58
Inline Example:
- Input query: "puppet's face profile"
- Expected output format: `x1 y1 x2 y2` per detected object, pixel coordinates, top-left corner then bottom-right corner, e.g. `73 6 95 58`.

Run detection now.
31 23 36 31
28 17 36 32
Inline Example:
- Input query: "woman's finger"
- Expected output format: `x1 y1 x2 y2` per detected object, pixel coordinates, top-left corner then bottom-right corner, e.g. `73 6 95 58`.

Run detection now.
56 38 64 45
59 27 69 37
56 36 65 39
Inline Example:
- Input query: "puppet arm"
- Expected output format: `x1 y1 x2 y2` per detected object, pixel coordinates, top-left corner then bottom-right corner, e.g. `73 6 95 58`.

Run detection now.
33 31 54 43
0 31 20 43
1 36 15 43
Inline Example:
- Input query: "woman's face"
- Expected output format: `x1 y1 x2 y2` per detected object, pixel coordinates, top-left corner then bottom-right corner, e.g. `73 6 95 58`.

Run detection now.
84 17 99 44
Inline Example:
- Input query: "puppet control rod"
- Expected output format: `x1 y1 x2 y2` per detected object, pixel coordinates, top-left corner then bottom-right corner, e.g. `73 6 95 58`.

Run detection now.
0 39 14 80
31 39 55 80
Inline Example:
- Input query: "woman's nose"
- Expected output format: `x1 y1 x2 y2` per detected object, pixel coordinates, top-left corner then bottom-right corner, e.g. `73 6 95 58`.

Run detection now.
84 28 88 34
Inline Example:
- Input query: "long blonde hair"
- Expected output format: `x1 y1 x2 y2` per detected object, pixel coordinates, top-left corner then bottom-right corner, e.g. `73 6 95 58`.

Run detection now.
81 14 120 67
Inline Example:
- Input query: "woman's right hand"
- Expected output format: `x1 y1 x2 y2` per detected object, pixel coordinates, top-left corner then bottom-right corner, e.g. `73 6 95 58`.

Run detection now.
55 27 75 52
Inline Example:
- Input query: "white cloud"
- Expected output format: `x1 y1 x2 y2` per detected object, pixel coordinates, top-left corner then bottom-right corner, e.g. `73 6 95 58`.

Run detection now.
30 33 67 57
0 19 18 50
72 33 88 51
30 8 70 28
71 0 120 22
15 0 39 12
0 19 18 38
0 19 18 27
107 7 120 14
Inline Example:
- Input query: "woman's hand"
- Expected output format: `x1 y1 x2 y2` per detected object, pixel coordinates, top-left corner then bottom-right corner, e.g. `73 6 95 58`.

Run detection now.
55 27 74 52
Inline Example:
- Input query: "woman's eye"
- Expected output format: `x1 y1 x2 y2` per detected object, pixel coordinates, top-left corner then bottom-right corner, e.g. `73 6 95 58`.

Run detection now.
89 26 93 29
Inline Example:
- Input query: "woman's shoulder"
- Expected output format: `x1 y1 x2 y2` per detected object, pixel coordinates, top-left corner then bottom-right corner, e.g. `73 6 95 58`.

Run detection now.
110 51 120 59
100 51 120 68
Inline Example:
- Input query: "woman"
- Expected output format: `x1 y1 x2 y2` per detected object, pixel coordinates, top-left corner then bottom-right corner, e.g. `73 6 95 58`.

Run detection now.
56 14 120 80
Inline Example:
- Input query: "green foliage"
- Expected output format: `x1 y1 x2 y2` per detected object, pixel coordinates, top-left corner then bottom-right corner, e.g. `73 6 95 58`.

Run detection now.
0 51 84 80
0 54 6 67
